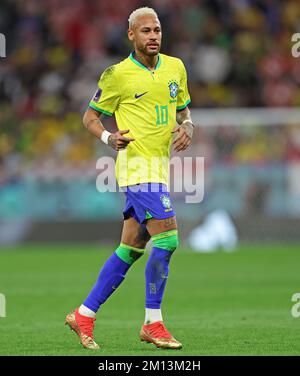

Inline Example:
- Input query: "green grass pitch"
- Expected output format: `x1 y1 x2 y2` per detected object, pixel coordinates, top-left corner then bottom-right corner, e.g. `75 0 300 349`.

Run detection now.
0 244 300 356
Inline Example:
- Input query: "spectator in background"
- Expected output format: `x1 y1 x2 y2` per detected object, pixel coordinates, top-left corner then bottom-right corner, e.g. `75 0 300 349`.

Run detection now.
1 0 300 220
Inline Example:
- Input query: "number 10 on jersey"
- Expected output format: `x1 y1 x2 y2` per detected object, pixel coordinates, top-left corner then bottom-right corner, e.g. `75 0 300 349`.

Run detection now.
155 105 168 125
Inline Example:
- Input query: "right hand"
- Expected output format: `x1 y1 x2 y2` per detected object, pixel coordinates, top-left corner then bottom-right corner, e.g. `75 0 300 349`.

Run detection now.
108 129 135 151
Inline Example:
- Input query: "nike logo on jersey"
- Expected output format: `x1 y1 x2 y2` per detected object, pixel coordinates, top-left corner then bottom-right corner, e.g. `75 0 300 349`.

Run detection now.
135 92 148 99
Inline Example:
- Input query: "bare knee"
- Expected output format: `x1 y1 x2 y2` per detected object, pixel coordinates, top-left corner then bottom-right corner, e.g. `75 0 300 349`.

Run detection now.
121 217 151 249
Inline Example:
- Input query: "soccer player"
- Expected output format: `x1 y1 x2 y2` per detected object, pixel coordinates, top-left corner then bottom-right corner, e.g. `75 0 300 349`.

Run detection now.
65 7 194 350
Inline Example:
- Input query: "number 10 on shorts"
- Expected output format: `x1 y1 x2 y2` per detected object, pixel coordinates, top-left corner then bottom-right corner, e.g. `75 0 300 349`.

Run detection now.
155 105 168 125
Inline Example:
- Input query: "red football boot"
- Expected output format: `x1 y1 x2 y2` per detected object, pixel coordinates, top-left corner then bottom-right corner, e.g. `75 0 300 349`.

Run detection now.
140 321 182 349
65 308 99 350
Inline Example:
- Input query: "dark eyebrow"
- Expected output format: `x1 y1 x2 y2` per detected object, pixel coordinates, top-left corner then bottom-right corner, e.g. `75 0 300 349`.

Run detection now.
141 26 161 31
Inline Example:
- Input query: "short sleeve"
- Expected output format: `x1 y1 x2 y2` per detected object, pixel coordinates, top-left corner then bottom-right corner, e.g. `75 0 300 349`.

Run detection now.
176 60 191 111
89 65 120 116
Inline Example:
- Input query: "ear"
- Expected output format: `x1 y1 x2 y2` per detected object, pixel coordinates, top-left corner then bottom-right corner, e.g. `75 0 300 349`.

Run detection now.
127 29 134 42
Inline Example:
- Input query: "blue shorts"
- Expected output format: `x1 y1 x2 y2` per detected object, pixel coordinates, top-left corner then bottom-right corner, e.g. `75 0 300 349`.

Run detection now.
122 183 175 226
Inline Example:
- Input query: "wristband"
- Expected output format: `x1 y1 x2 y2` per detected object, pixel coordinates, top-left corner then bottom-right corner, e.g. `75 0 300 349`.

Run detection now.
101 130 112 145
182 119 195 127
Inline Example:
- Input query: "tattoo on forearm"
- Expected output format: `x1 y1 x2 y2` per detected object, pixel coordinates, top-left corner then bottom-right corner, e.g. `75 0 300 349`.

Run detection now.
86 118 101 129
176 107 191 124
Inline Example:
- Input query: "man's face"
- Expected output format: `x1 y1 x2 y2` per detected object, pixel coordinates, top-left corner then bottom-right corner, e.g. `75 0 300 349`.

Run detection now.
128 15 162 56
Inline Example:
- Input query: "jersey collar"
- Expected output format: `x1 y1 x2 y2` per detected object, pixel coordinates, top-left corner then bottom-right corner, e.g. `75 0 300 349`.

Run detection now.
129 51 161 72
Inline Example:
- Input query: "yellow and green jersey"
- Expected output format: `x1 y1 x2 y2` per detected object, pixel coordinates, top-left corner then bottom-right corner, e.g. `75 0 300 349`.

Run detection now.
89 52 191 187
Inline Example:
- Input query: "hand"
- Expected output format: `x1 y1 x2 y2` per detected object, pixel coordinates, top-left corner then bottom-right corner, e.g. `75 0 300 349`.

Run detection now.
172 121 194 152
108 130 135 151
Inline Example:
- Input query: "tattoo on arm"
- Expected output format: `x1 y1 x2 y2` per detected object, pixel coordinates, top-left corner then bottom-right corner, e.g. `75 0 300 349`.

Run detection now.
86 118 102 130
176 107 191 124
176 106 194 138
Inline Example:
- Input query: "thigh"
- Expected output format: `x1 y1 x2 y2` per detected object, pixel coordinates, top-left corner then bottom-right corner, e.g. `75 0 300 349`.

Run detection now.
146 216 177 237
121 216 151 249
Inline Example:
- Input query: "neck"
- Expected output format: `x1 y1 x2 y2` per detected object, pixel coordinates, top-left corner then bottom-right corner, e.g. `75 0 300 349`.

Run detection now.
134 51 158 70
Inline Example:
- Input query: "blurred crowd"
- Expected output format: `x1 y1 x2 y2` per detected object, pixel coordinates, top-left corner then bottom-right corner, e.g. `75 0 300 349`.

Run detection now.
200 123 300 164
1 0 300 186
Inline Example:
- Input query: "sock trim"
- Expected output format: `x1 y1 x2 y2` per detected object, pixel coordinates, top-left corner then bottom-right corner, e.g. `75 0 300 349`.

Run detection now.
151 229 178 241
116 244 145 265
78 304 96 318
144 308 163 324
120 242 145 253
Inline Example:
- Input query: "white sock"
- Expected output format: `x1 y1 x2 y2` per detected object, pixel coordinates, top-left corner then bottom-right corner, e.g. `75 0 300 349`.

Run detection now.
144 308 163 324
78 304 96 318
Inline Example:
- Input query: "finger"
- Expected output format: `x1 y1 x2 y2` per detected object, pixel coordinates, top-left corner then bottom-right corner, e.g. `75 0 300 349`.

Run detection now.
182 138 192 150
171 125 181 134
181 140 191 151
172 129 185 143
118 136 135 142
117 142 133 148
176 141 187 152
174 136 189 151
174 141 184 151
119 129 130 135
179 140 190 151
117 139 134 148
173 132 184 145
174 133 190 146
173 140 183 150
173 134 186 147
117 144 127 150
117 141 129 148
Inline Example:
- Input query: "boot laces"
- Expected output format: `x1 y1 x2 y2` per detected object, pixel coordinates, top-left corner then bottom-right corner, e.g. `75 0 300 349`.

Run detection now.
148 322 172 339
78 316 95 339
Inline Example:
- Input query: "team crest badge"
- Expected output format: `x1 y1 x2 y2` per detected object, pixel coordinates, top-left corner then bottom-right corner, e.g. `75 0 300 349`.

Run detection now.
168 81 179 98
160 194 171 209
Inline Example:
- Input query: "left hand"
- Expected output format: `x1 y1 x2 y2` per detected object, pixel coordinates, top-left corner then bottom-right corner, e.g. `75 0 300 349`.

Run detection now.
172 121 194 152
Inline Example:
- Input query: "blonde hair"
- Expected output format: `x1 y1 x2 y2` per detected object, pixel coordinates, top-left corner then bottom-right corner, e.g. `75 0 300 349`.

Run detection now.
128 7 159 28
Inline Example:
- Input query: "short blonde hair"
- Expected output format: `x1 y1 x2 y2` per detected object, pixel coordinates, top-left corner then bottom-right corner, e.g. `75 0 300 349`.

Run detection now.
128 7 159 28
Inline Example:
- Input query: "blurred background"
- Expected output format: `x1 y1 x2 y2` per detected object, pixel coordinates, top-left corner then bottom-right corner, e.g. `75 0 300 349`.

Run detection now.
1 0 300 247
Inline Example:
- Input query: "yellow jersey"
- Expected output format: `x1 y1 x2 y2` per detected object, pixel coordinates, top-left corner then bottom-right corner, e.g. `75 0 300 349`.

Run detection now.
89 52 191 187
